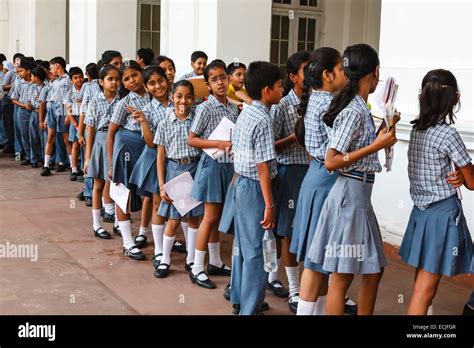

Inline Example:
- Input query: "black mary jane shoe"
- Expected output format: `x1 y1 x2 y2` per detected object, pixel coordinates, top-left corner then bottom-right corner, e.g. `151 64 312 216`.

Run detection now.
76 191 85 201
286 293 299 314
40 167 52 176
102 212 115 224
151 253 163 268
70 172 78 181
207 263 231 276
266 280 289 298
94 227 111 239
124 246 146 261
85 197 92 207
55 164 66 172
189 271 216 289
134 235 147 249
171 240 186 253
20 159 31 166
154 263 171 278
113 225 122 237
344 297 358 315
184 262 194 272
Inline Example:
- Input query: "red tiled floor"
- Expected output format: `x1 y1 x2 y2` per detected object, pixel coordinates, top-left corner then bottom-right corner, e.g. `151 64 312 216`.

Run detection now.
0 152 471 315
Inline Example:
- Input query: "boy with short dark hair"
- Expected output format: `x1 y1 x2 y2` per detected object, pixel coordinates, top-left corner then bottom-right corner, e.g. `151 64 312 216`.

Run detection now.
226 62 251 105
136 48 155 68
231 61 283 315
101 50 122 68
179 50 208 80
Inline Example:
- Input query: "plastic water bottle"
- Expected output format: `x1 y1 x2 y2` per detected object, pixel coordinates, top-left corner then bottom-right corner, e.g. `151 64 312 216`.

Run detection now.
263 229 278 272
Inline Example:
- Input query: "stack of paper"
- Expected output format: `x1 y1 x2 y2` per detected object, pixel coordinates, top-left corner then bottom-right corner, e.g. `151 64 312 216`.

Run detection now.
163 172 202 216
203 117 235 160
110 182 130 213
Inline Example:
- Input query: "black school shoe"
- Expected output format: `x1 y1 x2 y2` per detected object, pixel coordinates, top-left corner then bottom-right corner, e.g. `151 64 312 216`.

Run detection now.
94 227 111 239
287 293 299 313
31 162 40 168
189 271 216 289
154 263 171 278
113 225 122 237
124 246 146 261
266 280 289 298
223 283 231 301
134 234 147 248
55 164 66 172
463 303 474 315
152 253 162 268
20 159 31 166
85 197 92 207
40 167 51 176
344 297 358 315
207 263 231 276
76 191 85 201
232 302 269 315
171 240 186 253
102 212 115 224
70 172 78 181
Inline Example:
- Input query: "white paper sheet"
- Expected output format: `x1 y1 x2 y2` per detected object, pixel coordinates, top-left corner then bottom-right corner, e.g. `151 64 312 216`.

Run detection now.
203 116 235 160
109 182 130 213
163 172 202 216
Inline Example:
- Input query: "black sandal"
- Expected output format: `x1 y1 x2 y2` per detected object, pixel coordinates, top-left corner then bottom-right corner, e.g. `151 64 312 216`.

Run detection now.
94 227 111 239
124 246 146 260
134 235 148 249
154 263 170 278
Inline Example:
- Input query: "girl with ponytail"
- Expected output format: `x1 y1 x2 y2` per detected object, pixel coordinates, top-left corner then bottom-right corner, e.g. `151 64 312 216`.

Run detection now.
400 69 474 314
292 47 349 315
269 51 310 311
306 44 398 315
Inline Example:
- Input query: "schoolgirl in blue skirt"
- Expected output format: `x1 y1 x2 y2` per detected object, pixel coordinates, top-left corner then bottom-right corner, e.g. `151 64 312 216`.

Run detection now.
187 60 238 289
269 51 310 311
290 48 347 315
153 80 203 279
84 65 121 240
128 66 171 267
400 69 474 315
307 44 398 315
106 60 150 260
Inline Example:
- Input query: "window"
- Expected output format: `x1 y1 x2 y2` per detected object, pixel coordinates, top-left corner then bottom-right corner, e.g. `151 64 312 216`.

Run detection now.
137 0 161 53
270 0 322 70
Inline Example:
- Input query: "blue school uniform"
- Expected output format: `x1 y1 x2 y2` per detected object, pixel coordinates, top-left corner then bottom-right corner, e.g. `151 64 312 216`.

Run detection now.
110 91 150 211
231 100 277 315
290 90 339 271
270 89 309 238
85 92 120 180
190 94 239 203
153 109 203 219
28 83 46 164
400 122 473 276
1 70 16 152
38 82 51 160
129 99 168 196
11 79 35 161
10 76 26 156
64 86 83 142
307 95 387 274
48 74 71 164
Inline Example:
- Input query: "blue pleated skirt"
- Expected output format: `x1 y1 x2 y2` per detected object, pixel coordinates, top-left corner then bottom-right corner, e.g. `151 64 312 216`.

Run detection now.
112 128 145 212
192 154 234 203
129 145 158 197
273 163 309 238
307 175 387 274
87 129 109 180
400 195 473 277
290 160 338 272
158 159 204 219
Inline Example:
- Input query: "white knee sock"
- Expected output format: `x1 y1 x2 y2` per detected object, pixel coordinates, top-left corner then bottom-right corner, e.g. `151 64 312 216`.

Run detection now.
268 258 281 283
313 295 327 315
92 209 101 230
192 249 208 280
151 224 164 256
180 222 189 247
68 155 72 166
114 213 119 228
72 166 78 173
297 298 316 315
44 155 51 168
119 220 135 250
139 226 149 236
208 242 223 267
104 203 115 215
186 227 198 264
285 266 300 296
427 304 433 315
159 235 175 267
